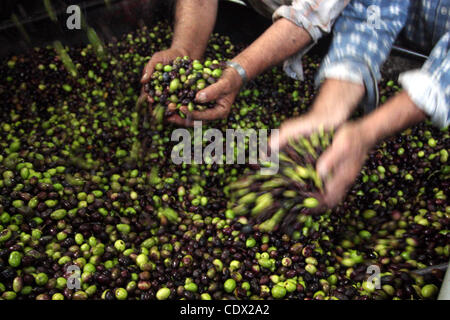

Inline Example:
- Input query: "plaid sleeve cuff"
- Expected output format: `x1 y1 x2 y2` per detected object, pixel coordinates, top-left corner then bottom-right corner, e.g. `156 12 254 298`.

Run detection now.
399 69 449 128
273 0 349 43
273 5 323 43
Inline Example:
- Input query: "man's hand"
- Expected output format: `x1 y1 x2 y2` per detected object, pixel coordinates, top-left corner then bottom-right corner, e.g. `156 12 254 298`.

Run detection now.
139 47 189 113
269 79 365 152
316 121 371 207
167 67 242 126
269 111 339 153
268 114 369 208
141 47 188 84
316 91 428 208
268 79 366 206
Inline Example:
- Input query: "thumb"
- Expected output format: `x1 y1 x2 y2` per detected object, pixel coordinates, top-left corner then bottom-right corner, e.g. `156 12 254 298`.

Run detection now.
141 60 156 83
196 79 228 103
272 118 311 152
316 144 340 179
321 164 352 207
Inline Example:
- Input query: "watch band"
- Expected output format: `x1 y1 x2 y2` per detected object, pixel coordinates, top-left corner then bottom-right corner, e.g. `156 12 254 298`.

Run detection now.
226 61 248 85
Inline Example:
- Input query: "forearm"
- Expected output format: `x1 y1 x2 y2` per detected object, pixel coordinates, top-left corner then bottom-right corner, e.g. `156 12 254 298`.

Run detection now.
309 79 365 126
233 18 312 80
171 0 218 59
360 91 427 146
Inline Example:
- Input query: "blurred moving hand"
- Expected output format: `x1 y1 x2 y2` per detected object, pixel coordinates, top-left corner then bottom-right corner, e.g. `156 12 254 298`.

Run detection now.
316 122 370 207
269 79 365 152
268 79 367 208
268 111 339 153
271 88 427 209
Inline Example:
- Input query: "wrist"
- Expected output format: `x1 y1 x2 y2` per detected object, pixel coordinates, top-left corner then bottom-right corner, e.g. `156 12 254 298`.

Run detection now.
170 44 197 60
227 60 247 85
226 61 246 88
311 79 365 127
233 55 252 81
355 117 378 148
223 66 243 91
308 104 350 130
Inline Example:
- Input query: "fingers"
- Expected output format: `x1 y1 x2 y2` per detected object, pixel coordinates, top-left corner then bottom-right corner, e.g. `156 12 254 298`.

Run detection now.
136 93 148 109
316 126 364 208
316 143 346 207
166 114 194 127
196 79 229 104
141 51 169 83
141 49 186 83
141 58 157 84
270 118 312 152
321 163 355 207
316 142 342 179
179 105 228 121
179 92 232 121
275 120 298 152
143 60 236 125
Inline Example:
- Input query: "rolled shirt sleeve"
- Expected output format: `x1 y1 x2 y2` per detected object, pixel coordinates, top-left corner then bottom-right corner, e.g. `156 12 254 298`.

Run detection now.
272 0 350 80
315 0 410 113
399 32 450 128
273 0 350 42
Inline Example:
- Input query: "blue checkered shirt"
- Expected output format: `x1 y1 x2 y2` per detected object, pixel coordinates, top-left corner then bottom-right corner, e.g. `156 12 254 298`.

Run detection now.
316 0 450 127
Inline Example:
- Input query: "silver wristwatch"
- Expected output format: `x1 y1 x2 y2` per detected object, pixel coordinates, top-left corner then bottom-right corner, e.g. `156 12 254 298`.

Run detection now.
226 61 248 85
